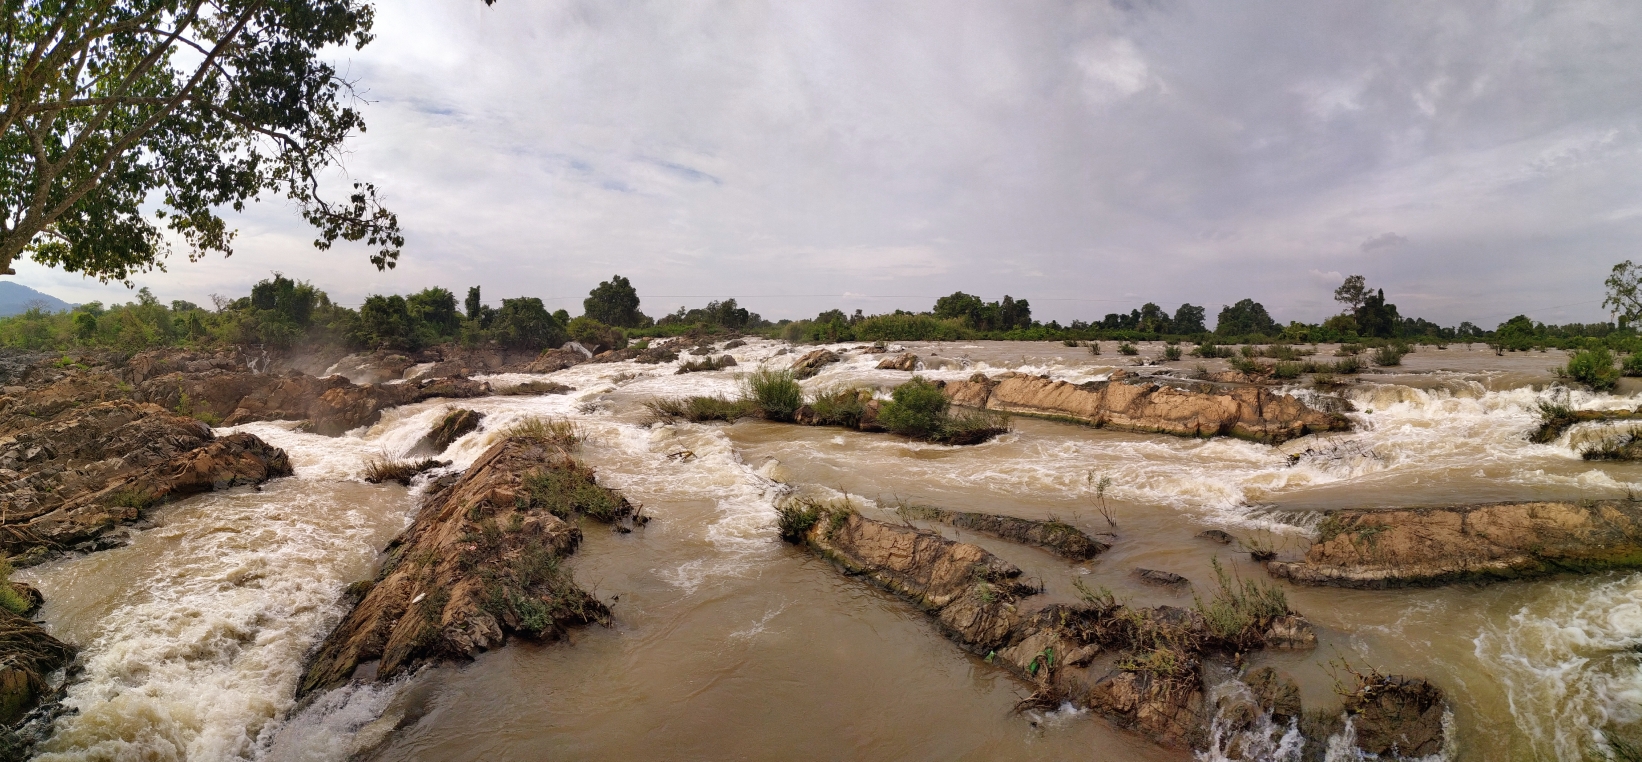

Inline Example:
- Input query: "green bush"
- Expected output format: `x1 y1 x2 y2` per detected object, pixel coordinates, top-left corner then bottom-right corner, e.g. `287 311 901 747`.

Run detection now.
776 500 822 543
1568 347 1620 390
878 377 950 439
1117 342 1139 356
1623 352 1642 377
745 369 804 422
852 313 970 341
1371 344 1406 367
645 396 756 423
1162 343 1182 361
810 387 870 428
566 316 626 354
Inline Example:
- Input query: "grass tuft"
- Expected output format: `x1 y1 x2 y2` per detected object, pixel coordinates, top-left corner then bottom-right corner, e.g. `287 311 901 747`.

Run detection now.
506 416 583 449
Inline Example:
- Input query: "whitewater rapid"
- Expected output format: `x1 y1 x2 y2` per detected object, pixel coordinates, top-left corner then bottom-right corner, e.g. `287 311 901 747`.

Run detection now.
11 339 1642 761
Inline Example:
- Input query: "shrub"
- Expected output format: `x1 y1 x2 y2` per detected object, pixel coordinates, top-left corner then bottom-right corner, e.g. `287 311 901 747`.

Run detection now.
1088 342 1101 356
645 396 757 423
879 376 951 439
491 297 567 350
1623 352 1642 377
566 316 627 354
0 561 32 616
1193 558 1290 645
745 369 804 421
1117 342 1139 356
1162 343 1182 361
522 464 629 522
363 456 446 485
1262 345 1305 361
1191 342 1231 359
506 416 583 448
1371 344 1407 367
853 313 969 341
776 499 822 543
1336 343 1364 356
938 407 1010 445
1567 347 1619 390
810 387 870 428
1227 356 1265 376
1332 356 1363 374
1271 361 1303 379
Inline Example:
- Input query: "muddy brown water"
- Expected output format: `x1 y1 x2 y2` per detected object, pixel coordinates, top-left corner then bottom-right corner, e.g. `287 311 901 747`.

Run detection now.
15 341 1642 761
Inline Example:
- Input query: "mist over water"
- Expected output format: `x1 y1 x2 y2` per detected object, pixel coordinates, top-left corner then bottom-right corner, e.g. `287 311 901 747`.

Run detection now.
16 341 1642 761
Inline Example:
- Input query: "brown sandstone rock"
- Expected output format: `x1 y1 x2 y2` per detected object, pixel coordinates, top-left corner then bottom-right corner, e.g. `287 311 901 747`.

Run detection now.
1086 669 1205 748
789 349 841 380
875 353 918 371
944 372 1347 444
299 437 624 695
1342 675 1446 758
916 507 1109 560
419 408 484 454
1268 500 1642 588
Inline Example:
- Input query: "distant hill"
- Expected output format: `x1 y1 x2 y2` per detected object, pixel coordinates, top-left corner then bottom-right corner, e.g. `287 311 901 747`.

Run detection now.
0 282 76 316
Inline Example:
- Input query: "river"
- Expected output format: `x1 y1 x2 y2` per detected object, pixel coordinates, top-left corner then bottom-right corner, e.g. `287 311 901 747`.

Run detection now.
15 340 1642 761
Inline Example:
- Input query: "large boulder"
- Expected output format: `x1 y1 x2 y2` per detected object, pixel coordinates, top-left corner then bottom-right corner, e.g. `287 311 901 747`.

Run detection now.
943 372 1347 444
876 353 918 371
1268 500 1642 588
789 349 841 380
418 408 484 454
0 609 74 726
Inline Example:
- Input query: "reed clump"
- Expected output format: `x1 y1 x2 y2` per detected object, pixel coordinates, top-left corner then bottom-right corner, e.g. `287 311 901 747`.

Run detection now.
506 416 583 449
363 456 448 485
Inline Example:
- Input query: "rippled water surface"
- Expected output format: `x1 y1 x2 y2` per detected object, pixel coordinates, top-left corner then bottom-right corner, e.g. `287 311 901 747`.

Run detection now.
17 341 1642 761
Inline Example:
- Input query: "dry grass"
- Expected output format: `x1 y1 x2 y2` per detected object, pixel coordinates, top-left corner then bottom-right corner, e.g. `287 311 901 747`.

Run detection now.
363 456 447 485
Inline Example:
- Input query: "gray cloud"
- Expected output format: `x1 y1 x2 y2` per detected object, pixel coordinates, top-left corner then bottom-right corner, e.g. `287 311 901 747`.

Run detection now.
12 0 1638 327
1361 233 1410 251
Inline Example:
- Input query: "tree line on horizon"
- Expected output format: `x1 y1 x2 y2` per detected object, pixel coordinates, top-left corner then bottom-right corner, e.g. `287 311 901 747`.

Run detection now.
0 272 1629 354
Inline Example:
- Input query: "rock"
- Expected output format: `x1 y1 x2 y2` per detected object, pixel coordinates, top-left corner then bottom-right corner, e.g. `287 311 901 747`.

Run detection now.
1085 669 1205 748
1208 667 1303 759
1343 675 1445 758
857 400 885 432
875 353 919 371
525 348 587 374
322 352 417 385
1198 529 1236 544
917 507 1108 560
789 349 841 380
1268 500 1642 588
943 372 1349 444
418 408 484 454
0 609 73 725
1244 667 1303 725
495 380 574 396
300 437 626 695
798 511 1036 652
9 431 293 557
1261 614 1317 649
1134 568 1189 586
723 339 746 350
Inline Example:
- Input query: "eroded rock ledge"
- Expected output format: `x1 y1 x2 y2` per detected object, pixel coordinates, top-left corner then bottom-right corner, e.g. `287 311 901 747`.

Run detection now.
300 435 630 695
785 507 1347 750
942 372 1348 444
904 505 1110 560
1269 499 1642 588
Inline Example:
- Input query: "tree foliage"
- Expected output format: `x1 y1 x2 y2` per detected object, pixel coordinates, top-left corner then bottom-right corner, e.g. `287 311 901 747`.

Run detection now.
1333 274 1368 312
0 0 402 281
1606 261 1642 328
932 291 1031 331
1215 299 1277 336
583 274 646 328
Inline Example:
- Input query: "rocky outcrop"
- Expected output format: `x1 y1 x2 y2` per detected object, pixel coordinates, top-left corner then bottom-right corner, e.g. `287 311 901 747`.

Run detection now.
418 408 483 454
300 436 627 695
1341 675 1446 757
805 510 1036 652
1268 500 1642 588
2 429 292 559
941 373 1348 444
785 507 1323 750
0 609 74 726
1532 405 1642 444
789 349 841 380
876 353 918 371
134 370 490 435
911 506 1109 560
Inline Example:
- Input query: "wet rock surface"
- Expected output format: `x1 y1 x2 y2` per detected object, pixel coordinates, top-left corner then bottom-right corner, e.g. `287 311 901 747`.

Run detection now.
789 349 841 379
785 507 1344 750
0 610 73 726
1269 499 1642 587
942 372 1349 444
910 506 1110 560
418 408 484 454
300 436 628 695
875 353 918 371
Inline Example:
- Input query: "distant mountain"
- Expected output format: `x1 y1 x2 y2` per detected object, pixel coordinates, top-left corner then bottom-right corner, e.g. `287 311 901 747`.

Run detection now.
0 282 76 316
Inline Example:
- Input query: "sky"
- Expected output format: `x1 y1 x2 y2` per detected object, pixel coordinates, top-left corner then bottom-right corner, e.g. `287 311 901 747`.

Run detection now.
10 0 1640 328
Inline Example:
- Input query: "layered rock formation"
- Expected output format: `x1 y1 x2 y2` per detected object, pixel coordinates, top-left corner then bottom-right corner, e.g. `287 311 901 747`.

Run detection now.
300 435 628 695
1269 500 1642 588
908 506 1110 560
785 507 1344 750
135 370 490 435
942 373 1348 444
0 610 73 726
789 349 841 379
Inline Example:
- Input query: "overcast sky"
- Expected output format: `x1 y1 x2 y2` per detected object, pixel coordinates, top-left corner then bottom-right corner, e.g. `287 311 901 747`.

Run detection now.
11 0 1640 327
